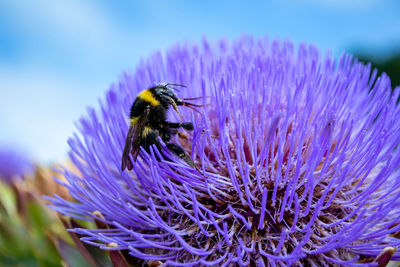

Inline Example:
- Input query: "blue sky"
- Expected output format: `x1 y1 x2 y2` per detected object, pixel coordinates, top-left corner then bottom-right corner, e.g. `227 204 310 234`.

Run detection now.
1 0 400 163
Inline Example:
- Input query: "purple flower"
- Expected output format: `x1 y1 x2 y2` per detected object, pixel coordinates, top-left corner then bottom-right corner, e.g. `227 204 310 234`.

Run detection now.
0 146 33 183
48 37 400 266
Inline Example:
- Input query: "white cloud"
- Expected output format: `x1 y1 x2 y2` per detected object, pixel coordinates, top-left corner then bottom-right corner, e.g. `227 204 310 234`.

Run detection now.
0 64 109 163
0 0 127 163
3 0 120 45
1 0 132 71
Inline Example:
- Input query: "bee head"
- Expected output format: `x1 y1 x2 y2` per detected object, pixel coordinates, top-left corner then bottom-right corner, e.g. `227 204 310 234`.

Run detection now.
150 84 185 107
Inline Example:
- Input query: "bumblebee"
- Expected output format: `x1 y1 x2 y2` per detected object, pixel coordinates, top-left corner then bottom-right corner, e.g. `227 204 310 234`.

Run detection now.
121 83 201 171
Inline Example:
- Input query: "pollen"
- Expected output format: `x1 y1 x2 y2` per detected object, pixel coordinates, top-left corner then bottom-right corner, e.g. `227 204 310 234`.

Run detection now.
142 126 152 137
107 242 119 248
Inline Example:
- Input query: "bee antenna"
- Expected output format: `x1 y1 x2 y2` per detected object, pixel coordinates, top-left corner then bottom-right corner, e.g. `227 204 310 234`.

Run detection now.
166 83 186 88
165 83 187 92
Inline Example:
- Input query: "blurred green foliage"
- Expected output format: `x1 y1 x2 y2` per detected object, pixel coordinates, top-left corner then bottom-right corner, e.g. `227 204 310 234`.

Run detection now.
0 184 61 266
0 181 94 267
356 52 400 88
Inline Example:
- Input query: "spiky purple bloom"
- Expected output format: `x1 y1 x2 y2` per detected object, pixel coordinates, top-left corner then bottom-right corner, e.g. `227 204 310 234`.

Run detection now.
0 147 33 183
49 37 400 266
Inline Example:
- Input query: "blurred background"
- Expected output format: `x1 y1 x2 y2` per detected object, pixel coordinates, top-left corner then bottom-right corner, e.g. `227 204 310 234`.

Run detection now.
1 0 400 164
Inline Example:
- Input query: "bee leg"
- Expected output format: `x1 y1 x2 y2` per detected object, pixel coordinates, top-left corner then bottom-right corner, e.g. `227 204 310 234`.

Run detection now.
179 122 193 130
165 122 193 131
166 143 207 178
166 143 195 166
181 102 203 108
167 143 207 179
181 96 203 101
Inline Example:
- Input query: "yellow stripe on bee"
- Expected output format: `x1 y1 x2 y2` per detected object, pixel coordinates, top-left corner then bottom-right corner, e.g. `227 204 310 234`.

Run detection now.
142 126 152 137
138 90 159 106
130 117 139 125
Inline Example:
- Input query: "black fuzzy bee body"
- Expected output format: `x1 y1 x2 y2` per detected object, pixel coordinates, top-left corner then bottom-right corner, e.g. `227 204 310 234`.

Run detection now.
121 84 200 171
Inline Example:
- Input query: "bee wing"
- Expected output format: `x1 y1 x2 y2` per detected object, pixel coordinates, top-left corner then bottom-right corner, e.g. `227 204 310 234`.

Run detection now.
121 106 150 171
